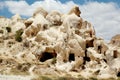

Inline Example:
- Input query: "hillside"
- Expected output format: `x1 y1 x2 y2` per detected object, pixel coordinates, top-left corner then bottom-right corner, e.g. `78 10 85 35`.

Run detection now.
0 6 120 80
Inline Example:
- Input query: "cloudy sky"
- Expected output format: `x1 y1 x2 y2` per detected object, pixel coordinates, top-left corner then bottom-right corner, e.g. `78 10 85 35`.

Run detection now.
0 0 120 42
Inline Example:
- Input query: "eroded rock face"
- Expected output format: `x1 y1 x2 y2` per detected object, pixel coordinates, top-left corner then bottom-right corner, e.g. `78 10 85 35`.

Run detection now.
33 7 48 17
69 6 81 17
0 6 120 79
46 11 62 25
111 34 120 47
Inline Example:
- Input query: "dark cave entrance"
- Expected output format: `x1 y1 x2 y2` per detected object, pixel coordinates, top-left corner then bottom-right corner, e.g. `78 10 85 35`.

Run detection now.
69 53 75 62
86 39 94 48
98 45 102 53
113 50 118 58
117 72 120 77
40 52 57 62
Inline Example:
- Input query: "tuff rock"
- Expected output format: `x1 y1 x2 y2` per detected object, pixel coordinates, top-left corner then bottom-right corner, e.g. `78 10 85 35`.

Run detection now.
0 6 120 80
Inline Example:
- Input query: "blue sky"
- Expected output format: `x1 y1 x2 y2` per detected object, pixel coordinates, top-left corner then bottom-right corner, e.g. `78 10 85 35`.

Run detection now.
0 0 120 41
0 0 120 18
25 0 120 5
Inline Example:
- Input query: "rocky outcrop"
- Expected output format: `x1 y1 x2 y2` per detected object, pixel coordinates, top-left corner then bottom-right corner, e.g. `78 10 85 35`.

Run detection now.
0 6 120 80
111 34 120 47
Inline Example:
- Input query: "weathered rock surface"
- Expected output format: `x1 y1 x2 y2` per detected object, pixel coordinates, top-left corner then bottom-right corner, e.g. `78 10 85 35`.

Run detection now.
0 6 120 80
111 34 120 47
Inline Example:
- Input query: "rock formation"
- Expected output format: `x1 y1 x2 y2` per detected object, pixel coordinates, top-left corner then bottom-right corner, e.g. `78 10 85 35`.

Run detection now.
111 34 120 47
0 6 120 80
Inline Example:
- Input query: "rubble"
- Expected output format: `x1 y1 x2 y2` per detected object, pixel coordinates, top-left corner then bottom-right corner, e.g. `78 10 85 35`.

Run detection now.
0 6 120 80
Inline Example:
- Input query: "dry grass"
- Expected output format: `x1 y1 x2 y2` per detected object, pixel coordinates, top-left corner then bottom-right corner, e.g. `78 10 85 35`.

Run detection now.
32 76 120 80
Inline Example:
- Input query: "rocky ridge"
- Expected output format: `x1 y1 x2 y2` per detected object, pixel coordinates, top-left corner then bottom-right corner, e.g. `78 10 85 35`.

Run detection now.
0 6 120 80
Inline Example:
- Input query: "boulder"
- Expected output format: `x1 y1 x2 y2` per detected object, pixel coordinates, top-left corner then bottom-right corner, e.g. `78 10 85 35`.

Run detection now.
46 11 62 25
69 6 81 17
111 34 120 47
33 7 48 17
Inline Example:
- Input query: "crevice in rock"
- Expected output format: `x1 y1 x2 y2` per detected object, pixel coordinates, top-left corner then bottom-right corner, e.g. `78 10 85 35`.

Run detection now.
103 59 107 63
83 50 91 64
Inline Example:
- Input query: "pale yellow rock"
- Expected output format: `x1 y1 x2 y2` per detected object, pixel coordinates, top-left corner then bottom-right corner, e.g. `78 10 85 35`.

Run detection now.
46 11 62 25
97 61 117 79
94 39 108 54
11 14 21 22
0 6 120 80
0 17 11 28
68 6 81 17
24 17 34 28
111 34 120 47
11 22 25 34
68 39 85 57
63 14 82 31
74 34 86 50
33 7 48 17
87 48 105 61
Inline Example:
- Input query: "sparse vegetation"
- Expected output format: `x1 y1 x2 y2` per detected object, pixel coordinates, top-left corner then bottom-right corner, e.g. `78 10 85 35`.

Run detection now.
90 77 97 80
0 6 120 80
41 76 52 80
6 27 11 32
10 63 31 75
52 57 56 64
57 77 67 80
10 67 29 75
15 29 23 42
118 77 120 80
32 76 52 80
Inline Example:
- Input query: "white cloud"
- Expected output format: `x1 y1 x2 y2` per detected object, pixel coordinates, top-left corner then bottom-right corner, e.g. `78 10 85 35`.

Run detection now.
4 0 77 16
0 2 5 10
0 0 120 41
79 2 120 41
5 1 31 16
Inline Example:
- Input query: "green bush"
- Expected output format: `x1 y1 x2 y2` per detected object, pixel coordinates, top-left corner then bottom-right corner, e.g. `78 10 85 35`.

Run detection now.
6 27 11 32
57 77 67 80
52 57 56 64
41 76 52 80
118 77 120 80
15 29 23 42
90 77 97 80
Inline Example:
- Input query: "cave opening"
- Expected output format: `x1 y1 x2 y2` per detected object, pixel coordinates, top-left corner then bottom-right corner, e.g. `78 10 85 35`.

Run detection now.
98 45 102 53
113 50 118 58
86 39 94 48
40 52 57 62
69 53 75 62
83 57 90 62
117 72 120 77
